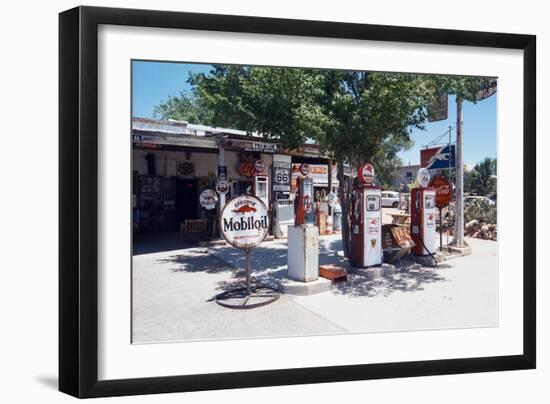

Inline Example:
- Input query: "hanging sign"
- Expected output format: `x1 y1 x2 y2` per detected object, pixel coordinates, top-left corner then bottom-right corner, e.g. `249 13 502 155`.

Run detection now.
428 174 452 208
428 92 448 122
220 195 269 249
199 189 218 210
358 163 375 184
216 181 229 195
475 79 497 101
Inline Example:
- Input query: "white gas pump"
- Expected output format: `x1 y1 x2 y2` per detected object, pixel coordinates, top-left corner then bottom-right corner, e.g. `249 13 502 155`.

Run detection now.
273 194 294 238
253 175 269 209
350 163 383 267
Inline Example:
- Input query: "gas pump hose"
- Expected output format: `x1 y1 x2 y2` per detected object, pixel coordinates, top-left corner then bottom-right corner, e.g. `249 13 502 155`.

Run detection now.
420 238 438 267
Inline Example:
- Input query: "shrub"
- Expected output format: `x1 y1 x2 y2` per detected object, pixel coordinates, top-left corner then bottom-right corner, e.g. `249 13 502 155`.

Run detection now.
464 200 497 224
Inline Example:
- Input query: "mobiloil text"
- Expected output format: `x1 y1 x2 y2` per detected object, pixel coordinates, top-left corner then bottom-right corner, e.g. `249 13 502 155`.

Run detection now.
223 215 268 232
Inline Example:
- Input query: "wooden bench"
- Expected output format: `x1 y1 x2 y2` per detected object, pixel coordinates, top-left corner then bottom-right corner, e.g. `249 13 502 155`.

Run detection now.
180 219 208 240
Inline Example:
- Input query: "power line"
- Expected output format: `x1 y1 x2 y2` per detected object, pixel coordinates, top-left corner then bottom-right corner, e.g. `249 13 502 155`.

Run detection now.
422 125 456 148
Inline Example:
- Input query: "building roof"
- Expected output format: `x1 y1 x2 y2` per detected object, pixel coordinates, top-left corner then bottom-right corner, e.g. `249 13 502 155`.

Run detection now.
132 118 330 159
132 117 266 139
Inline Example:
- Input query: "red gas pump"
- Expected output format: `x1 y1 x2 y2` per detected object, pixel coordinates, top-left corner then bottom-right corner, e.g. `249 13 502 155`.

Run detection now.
295 175 314 225
410 168 437 257
350 163 382 267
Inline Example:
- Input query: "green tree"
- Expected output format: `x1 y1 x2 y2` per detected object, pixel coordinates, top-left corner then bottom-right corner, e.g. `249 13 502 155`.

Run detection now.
470 157 497 196
155 66 490 257
188 65 326 150
313 71 429 255
153 91 214 124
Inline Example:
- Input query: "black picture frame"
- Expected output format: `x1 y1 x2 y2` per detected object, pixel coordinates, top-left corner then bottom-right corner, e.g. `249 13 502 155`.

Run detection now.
59 5 536 398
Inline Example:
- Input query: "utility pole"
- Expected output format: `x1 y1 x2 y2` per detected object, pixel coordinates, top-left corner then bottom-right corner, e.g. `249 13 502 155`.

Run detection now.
451 97 466 248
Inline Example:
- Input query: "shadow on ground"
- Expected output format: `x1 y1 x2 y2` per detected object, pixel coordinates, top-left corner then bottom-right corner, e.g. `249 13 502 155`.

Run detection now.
133 232 199 255
157 250 235 275
150 235 452 300
333 263 450 298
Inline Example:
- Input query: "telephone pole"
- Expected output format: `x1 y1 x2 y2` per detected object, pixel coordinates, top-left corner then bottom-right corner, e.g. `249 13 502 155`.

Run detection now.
450 97 469 253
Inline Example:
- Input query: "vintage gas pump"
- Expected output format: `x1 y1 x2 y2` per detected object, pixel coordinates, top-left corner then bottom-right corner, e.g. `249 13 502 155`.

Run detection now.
252 174 269 209
350 163 383 267
410 168 437 257
294 165 314 225
287 163 318 282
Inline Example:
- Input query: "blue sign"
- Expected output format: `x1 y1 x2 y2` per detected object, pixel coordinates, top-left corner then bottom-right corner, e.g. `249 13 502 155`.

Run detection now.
426 145 456 170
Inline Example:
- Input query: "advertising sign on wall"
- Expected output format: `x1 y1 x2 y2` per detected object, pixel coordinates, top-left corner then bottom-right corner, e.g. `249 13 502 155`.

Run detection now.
272 163 291 192
199 189 218 210
216 181 229 195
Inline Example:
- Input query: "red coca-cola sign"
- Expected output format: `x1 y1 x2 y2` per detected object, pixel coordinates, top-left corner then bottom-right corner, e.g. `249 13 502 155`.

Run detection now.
428 174 452 208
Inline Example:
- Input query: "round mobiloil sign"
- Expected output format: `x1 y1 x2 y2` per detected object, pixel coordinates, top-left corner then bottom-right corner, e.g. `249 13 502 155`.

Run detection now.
220 195 269 249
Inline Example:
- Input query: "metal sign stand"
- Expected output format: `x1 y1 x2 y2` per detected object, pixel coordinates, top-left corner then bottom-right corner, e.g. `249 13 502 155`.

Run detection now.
215 248 280 310
439 207 443 251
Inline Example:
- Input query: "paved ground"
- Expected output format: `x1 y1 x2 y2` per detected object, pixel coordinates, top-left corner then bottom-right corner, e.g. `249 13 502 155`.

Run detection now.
132 247 344 343
132 229 498 343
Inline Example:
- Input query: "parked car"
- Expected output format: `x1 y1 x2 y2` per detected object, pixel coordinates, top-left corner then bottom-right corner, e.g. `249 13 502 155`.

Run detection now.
464 195 496 206
381 191 400 208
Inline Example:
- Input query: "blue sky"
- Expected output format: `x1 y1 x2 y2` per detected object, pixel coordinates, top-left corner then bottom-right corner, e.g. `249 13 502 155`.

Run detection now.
132 61 496 167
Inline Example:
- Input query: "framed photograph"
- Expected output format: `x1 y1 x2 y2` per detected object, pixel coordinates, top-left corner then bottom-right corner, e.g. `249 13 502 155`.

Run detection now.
59 6 536 398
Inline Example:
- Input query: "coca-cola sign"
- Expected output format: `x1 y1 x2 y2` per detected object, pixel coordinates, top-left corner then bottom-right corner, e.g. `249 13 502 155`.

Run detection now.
428 174 452 208
220 195 269 249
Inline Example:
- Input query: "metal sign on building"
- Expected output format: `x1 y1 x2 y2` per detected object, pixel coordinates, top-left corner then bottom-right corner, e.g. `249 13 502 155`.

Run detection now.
216 181 229 195
132 132 217 149
199 189 218 210
272 162 291 192
420 145 456 170
222 139 280 153
254 160 266 174
217 166 227 181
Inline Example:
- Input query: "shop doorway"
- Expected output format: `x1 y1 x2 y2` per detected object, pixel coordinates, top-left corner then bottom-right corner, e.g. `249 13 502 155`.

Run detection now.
176 179 198 224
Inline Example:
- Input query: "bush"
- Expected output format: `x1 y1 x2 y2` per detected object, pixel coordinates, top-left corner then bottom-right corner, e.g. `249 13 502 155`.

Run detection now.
464 200 497 224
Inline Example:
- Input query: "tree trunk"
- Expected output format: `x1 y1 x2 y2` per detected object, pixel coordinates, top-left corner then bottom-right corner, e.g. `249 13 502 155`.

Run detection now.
337 161 351 258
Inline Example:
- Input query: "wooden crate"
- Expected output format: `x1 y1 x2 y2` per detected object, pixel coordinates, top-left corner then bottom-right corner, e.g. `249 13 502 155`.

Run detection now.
319 264 348 283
